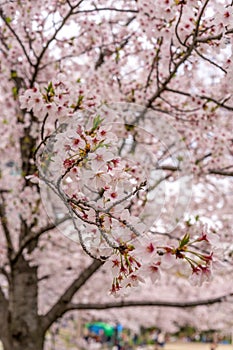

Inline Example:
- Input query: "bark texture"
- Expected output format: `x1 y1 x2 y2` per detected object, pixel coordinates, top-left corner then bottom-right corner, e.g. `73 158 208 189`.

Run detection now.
3 256 44 350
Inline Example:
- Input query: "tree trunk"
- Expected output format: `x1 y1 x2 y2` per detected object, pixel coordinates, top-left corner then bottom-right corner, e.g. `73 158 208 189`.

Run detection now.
2 255 45 350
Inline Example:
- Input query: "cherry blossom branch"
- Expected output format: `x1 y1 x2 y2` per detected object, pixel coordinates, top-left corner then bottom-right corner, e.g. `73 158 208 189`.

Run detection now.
105 181 146 213
73 7 138 14
160 95 201 114
67 186 144 248
156 165 233 176
41 113 49 141
148 174 171 192
39 54 82 71
208 169 233 177
194 48 227 74
63 292 233 311
195 153 212 164
95 35 131 70
144 0 212 111
39 30 132 72
30 0 85 85
193 0 210 39
43 171 101 260
66 0 73 8
156 164 233 177
40 177 106 260
37 171 101 260
166 88 233 111
70 210 102 260
195 28 233 43
0 8 33 66
110 214 141 238
146 42 196 109
23 25 37 59
175 2 186 47
144 38 162 93
41 259 104 333
33 135 52 164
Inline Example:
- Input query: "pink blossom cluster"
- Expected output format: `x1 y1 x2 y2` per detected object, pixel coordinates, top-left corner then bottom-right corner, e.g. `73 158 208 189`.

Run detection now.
37 112 148 255
19 76 101 122
1 1 233 347
27 99 219 295
105 226 218 296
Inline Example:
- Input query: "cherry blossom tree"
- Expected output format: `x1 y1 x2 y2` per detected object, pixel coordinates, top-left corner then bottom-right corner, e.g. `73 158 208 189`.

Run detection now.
0 0 233 349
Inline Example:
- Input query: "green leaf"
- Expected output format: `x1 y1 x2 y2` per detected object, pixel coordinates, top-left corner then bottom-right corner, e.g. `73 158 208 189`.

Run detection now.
179 233 190 248
5 17 11 24
177 155 183 162
45 81 55 95
10 70 18 79
12 86 18 99
92 114 104 131
125 123 135 131
185 218 192 227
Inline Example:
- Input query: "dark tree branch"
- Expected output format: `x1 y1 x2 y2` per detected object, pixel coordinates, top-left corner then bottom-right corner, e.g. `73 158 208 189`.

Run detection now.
144 38 163 93
194 48 227 74
64 292 233 311
156 164 233 177
195 153 212 164
175 2 186 47
195 28 233 43
145 0 227 112
12 215 71 264
73 7 138 14
30 0 85 85
41 259 104 333
146 25 200 110
208 169 233 177
193 0 210 39
166 87 233 111
95 35 131 70
148 174 171 192
160 95 201 114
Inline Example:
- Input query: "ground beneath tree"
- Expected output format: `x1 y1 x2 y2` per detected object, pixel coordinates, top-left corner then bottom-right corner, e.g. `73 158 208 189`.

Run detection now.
150 343 232 350
1 341 231 350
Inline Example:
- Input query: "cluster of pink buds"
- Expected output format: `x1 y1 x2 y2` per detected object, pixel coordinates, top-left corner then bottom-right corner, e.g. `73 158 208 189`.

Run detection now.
105 226 217 296
109 243 143 295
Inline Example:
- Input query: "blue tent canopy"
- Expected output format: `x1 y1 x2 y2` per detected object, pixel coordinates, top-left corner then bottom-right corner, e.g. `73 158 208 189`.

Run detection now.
85 322 122 337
